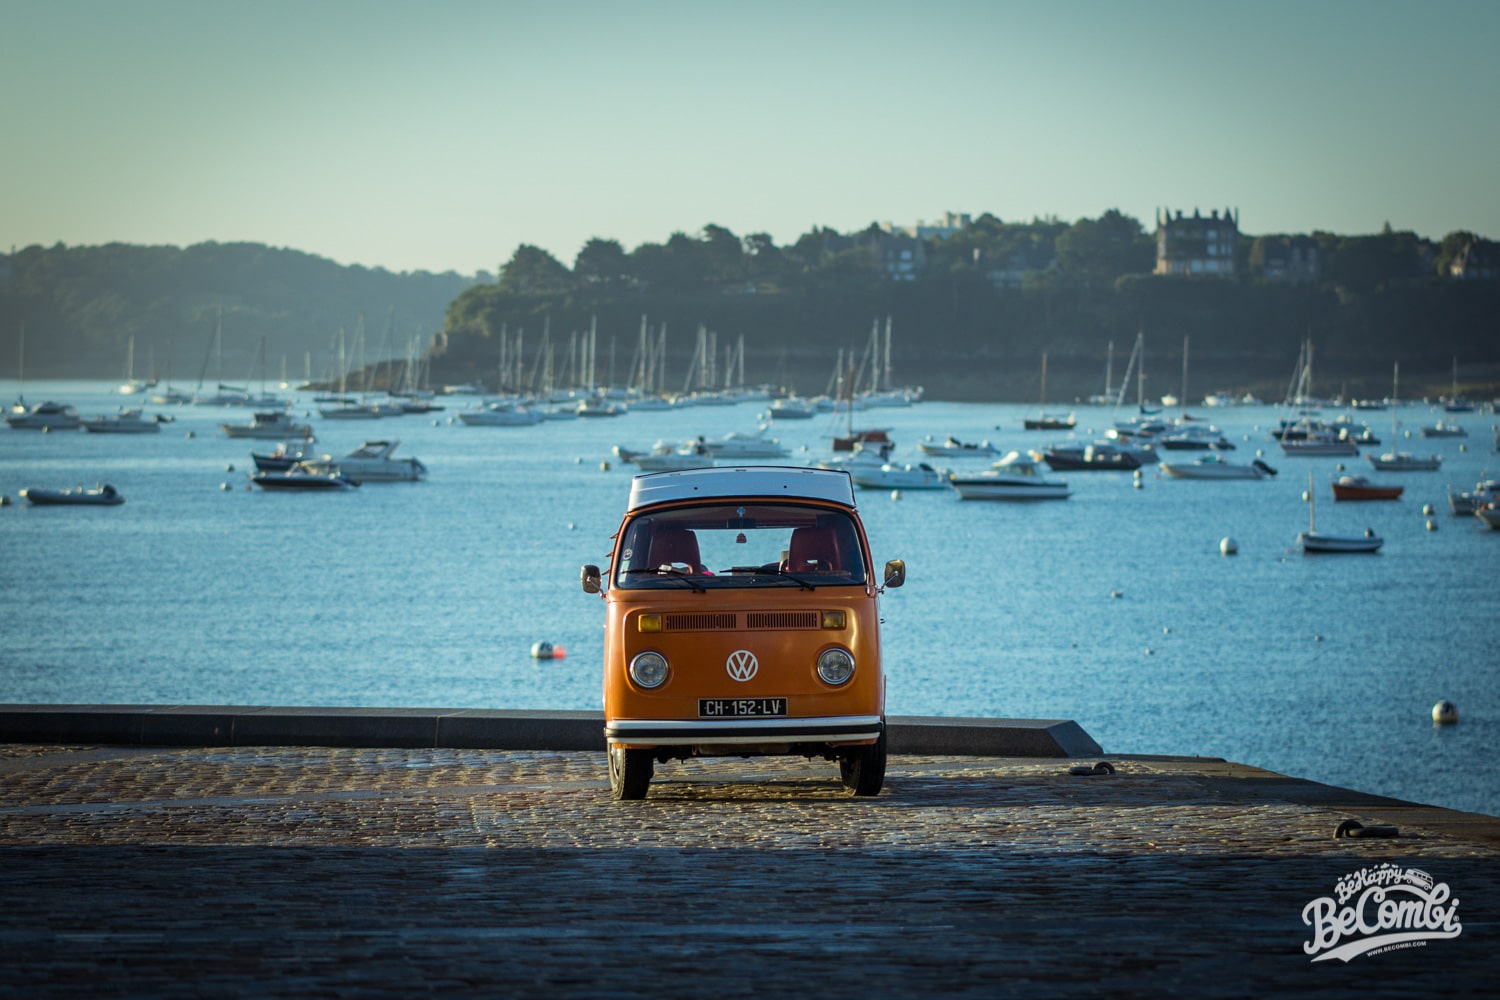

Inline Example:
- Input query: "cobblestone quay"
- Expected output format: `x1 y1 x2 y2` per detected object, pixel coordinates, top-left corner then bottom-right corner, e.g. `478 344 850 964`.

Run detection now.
2 742 1496 997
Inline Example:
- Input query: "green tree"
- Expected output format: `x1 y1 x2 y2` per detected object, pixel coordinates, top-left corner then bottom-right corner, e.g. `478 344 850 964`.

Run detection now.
699 224 745 284
574 238 629 284
741 232 784 285
498 244 573 295
1318 229 1432 292
1054 210 1153 289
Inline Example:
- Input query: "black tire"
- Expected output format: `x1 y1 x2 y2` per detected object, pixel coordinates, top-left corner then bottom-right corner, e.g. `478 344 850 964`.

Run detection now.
839 730 886 797
609 745 653 800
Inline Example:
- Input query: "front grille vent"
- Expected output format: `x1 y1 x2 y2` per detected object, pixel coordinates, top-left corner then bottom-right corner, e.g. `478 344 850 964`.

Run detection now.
664 613 738 631
746 611 820 630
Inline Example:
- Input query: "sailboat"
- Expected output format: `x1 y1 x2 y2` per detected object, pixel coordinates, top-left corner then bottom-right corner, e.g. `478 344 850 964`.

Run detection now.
117 336 157 395
1367 363 1441 471
1277 339 1358 457
1086 340 1116 405
828 346 892 453
193 308 250 405
6 324 83 429
320 325 383 419
1443 356 1474 412
240 335 287 409
1299 472 1382 553
1022 352 1075 430
150 337 192 404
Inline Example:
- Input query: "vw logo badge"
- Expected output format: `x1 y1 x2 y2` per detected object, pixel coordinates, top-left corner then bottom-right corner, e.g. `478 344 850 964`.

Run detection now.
725 649 758 682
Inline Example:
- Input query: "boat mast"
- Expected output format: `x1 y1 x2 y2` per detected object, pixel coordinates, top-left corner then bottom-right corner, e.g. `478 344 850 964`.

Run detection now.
1307 472 1317 534
1391 362 1399 442
1112 333 1140 411
1038 353 1048 415
1137 337 1146 413
1180 335 1189 418
883 315 892 392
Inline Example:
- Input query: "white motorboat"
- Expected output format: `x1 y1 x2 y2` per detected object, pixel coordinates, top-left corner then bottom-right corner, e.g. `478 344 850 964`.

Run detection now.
635 446 714 472
1278 426 1359 457
1367 451 1441 472
949 451 1070 500
1297 473 1381 553
302 440 427 482
850 462 949 491
917 436 999 458
82 407 163 434
1160 455 1276 480
6 399 81 431
319 400 385 419
1476 503 1500 529
696 427 790 459
19 483 125 506
193 385 251 407
817 442 890 474
576 398 626 417
457 401 541 426
625 395 674 412
767 398 817 420
149 387 193 405
1420 419 1468 439
221 410 313 439
1449 479 1500 515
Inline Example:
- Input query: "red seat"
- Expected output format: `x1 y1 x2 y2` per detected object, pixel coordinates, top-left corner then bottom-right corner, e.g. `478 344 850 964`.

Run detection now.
648 526 703 572
786 525 840 573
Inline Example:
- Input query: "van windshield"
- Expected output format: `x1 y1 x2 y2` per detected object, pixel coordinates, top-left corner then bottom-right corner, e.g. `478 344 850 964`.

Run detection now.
613 503 867 589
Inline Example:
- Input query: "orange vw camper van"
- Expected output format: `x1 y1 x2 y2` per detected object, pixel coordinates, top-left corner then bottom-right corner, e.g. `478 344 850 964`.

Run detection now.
582 466 905 799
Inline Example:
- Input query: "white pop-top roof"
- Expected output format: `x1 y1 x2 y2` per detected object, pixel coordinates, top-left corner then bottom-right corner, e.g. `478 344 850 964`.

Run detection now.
627 465 857 512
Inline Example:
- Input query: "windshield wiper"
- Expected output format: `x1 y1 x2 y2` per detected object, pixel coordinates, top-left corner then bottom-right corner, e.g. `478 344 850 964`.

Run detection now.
772 570 817 591
634 566 707 592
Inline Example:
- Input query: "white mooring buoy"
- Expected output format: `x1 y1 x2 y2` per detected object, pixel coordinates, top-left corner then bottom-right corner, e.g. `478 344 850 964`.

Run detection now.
1432 700 1459 725
1220 537 1238 556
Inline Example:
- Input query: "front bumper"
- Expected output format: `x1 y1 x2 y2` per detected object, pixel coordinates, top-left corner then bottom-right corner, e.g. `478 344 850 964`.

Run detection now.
605 715 883 745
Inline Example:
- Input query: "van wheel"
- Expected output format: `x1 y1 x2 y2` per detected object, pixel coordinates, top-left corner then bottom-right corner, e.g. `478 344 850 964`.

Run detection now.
839 731 886 796
609 745 653 800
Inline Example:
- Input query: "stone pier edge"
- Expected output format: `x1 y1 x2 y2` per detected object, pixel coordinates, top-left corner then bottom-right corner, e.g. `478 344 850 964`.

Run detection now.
0 705 1102 758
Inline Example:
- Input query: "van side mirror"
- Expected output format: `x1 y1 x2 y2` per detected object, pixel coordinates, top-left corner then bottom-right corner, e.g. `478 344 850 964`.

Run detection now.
581 564 602 594
883 559 905 589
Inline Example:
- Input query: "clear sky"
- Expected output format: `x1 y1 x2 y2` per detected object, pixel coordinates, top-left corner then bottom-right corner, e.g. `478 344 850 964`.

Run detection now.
3 0 1496 276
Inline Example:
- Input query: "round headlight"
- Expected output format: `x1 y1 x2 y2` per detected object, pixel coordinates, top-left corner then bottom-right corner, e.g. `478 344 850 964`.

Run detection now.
629 651 669 688
816 647 855 685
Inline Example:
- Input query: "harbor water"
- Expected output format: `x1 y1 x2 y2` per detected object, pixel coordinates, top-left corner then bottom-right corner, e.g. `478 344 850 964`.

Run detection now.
3 381 1496 816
